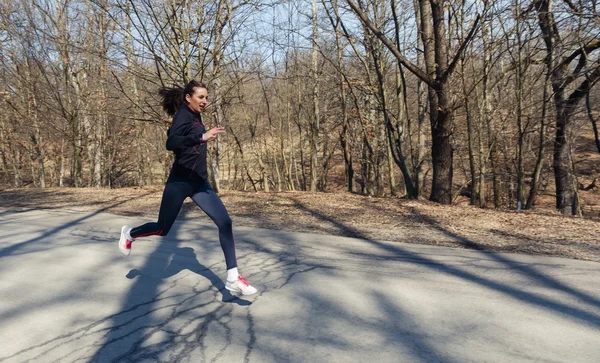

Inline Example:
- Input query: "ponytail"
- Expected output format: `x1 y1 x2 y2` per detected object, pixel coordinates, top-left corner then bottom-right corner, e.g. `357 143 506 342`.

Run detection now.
158 86 184 116
158 80 207 116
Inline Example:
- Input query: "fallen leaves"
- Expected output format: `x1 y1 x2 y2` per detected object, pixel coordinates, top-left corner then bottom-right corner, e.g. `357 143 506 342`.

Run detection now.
1 187 599 261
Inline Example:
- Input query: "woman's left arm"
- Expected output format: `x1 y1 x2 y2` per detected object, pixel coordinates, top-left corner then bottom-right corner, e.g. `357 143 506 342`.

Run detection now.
166 113 203 151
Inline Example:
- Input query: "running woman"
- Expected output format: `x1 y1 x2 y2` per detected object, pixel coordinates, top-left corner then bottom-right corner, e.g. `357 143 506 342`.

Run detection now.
118 80 257 296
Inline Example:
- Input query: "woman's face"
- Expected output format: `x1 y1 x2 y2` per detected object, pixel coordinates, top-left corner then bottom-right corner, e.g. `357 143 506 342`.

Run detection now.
186 87 208 113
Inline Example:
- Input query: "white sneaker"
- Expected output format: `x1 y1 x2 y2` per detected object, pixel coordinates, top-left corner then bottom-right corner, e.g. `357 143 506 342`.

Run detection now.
225 275 257 296
118 225 134 256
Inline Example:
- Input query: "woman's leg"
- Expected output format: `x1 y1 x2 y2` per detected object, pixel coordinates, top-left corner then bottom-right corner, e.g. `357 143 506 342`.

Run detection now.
130 179 193 238
190 182 256 295
119 179 191 256
190 181 236 269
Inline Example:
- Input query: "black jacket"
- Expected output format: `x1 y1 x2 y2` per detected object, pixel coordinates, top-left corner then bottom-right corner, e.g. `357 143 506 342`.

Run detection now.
166 103 207 180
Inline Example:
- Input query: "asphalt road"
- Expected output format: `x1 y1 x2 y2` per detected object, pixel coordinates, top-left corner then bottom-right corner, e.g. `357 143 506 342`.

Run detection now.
1 207 599 363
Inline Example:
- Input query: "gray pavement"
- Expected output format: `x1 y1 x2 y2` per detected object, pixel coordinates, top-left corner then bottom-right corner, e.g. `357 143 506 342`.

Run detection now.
0 207 599 363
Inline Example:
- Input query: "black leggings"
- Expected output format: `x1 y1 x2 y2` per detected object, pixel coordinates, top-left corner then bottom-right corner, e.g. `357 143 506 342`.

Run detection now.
130 174 237 269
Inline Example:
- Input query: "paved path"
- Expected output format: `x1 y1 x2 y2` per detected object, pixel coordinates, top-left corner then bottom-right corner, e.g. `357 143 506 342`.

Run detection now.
0 207 599 362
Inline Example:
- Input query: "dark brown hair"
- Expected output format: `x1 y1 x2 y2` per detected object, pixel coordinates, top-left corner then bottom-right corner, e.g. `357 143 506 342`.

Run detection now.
158 80 207 116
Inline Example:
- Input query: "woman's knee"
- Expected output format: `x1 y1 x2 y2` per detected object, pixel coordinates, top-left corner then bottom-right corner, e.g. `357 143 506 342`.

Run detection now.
216 216 232 231
156 222 172 236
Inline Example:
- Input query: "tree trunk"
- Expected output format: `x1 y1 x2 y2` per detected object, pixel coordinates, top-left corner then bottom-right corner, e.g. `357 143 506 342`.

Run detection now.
25 58 45 188
95 0 109 187
477 100 486 208
0 110 8 185
586 93 600 155
386 135 396 195
310 0 319 192
333 15 353 192
210 0 230 193
59 138 65 187
465 92 477 205
414 0 427 198
258 141 269 192
515 3 525 209
553 109 578 215
479 21 494 208
427 0 454 204
287 99 297 191
526 75 550 209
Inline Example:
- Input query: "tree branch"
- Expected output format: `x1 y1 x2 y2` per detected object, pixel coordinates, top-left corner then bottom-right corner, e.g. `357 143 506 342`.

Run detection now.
561 39 600 69
345 0 434 88
441 13 481 84
565 66 600 116
562 0 580 13
563 50 588 88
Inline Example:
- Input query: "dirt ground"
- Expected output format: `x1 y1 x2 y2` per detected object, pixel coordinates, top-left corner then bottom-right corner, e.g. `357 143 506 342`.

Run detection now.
1 187 599 262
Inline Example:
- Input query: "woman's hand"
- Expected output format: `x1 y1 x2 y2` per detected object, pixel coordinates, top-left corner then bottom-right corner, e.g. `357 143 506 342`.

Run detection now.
202 126 226 142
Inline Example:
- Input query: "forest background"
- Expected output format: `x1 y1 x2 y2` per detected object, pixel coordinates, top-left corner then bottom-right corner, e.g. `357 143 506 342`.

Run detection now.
1 0 600 256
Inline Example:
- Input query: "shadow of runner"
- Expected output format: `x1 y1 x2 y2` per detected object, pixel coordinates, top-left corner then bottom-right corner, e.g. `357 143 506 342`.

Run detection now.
126 247 250 305
91 205 251 363
286 197 600 329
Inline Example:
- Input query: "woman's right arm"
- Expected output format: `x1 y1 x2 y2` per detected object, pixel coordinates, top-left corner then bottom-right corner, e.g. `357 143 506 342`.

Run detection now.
165 113 203 151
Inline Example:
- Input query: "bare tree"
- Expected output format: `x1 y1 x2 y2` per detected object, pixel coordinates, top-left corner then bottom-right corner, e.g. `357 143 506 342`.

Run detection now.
534 0 600 215
346 0 484 204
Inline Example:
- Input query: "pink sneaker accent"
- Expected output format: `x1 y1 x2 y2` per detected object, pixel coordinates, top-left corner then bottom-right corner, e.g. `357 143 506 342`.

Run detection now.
119 225 134 256
226 274 257 295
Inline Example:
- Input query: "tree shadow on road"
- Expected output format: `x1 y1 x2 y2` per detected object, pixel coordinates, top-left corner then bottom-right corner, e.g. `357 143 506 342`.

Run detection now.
0 192 155 258
237 232 455 362
286 197 600 329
